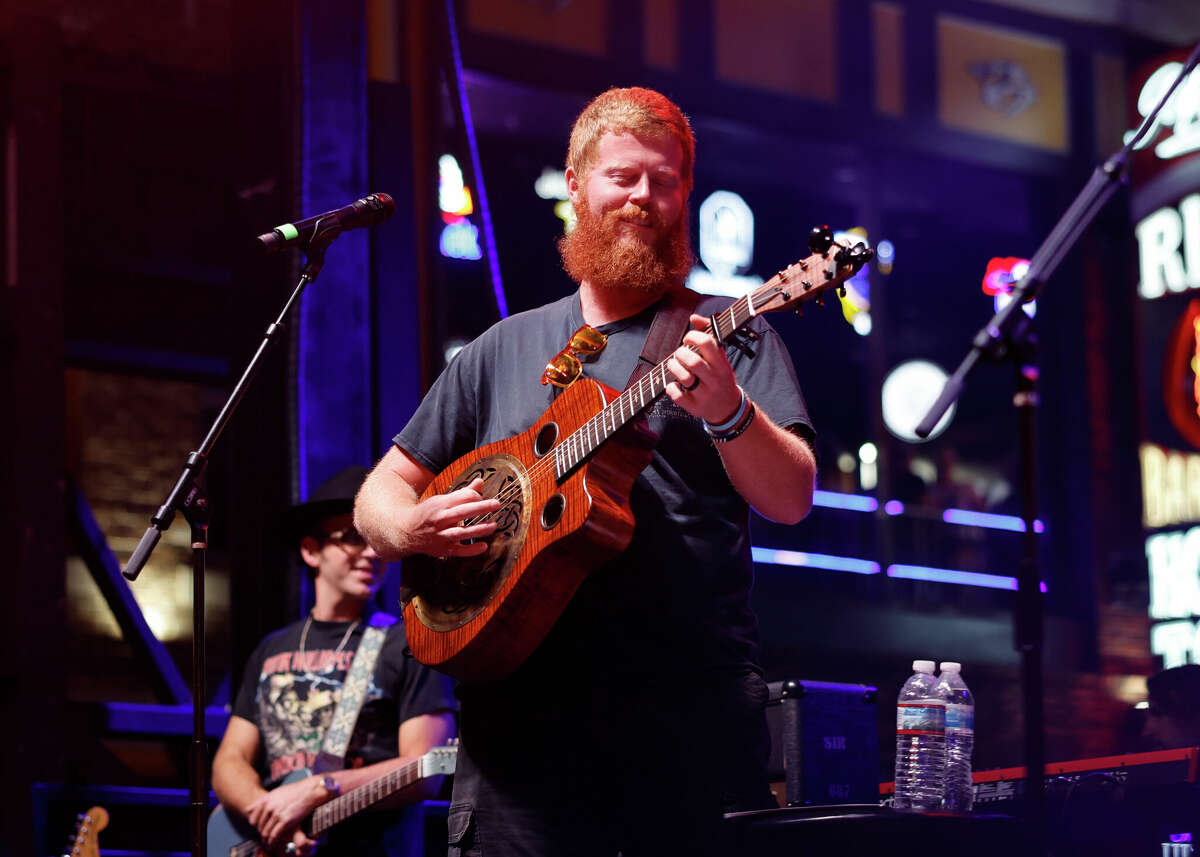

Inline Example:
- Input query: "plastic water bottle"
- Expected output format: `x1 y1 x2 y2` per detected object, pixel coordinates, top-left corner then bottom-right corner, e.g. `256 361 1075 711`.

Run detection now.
893 659 945 812
938 661 975 813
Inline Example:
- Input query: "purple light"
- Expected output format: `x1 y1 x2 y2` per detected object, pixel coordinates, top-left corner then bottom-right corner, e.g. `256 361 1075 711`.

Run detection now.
943 508 1045 533
752 547 880 575
887 564 1019 590
887 564 1049 592
445 0 507 318
1169 834 1193 843
884 500 904 515
813 490 878 513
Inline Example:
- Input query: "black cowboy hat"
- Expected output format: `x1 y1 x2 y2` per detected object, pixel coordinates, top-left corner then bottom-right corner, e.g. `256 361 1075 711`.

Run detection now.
280 465 370 545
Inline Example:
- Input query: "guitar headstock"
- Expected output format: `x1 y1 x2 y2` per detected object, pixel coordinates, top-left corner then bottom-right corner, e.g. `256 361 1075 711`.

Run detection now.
420 738 460 777
749 225 874 316
67 806 108 857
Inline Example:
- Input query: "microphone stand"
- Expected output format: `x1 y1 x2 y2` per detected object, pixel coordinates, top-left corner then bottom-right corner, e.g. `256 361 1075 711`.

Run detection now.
122 216 344 857
914 42 1200 850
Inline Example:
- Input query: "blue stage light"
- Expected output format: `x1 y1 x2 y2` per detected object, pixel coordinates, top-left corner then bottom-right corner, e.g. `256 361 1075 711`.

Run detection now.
943 508 1045 533
752 548 881 575
812 490 878 512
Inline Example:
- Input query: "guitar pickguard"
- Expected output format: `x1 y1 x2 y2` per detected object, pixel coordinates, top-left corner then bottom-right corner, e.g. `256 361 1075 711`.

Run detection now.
411 453 532 631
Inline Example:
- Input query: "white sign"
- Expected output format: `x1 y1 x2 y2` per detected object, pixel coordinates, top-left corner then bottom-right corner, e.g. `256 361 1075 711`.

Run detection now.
1146 526 1200 620
689 190 762 297
1124 61 1200 161
1151 619 1200 669
1141 444 1200 528
1136 193 1200 299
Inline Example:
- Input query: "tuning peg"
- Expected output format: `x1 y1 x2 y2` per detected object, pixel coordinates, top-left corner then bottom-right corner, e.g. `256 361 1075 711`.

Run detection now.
838 286 847 298
850 243 874 268
808 225 834 255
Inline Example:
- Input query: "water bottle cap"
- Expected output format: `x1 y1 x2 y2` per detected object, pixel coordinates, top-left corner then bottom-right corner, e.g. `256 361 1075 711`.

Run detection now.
913 659 935 673
940 661 962 672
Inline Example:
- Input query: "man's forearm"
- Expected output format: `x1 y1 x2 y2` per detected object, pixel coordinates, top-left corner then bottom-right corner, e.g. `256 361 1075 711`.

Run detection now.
354 457 421 561
716 406 815 524
212 753 269 816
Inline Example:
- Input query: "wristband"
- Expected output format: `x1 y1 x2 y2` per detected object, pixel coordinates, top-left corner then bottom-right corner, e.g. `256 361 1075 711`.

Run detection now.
711 403 756 442
703 386 748 435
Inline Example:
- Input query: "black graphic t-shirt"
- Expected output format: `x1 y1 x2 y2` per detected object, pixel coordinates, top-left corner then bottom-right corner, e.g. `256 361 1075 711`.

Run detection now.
232 615 456 784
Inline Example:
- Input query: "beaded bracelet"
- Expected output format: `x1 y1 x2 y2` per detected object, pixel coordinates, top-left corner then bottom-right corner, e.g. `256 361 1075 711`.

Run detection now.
703 386 748 435
711 403 756 443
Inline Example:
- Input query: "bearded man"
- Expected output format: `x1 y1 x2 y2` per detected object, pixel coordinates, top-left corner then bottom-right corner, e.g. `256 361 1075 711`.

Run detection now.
355 87 817 856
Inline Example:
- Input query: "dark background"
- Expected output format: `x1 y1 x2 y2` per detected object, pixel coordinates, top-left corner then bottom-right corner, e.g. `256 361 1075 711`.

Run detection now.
2 0 1196 852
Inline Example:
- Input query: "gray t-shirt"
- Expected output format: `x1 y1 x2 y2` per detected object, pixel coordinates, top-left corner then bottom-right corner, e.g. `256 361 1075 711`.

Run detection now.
395 289 812 683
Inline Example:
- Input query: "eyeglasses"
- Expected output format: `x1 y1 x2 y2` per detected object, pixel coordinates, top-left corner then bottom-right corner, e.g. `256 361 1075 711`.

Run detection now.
321 526 369 551
541 325 608 388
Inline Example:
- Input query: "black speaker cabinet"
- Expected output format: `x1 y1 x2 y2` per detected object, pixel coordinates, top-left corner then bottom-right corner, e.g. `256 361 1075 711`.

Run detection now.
766 679 879 806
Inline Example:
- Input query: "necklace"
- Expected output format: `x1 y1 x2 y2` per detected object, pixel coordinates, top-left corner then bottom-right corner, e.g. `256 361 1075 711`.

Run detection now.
297 613 361 657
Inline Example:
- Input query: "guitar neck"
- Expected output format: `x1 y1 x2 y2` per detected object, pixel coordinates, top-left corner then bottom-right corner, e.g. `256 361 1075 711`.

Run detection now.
553 293 756 478
309 756 422 835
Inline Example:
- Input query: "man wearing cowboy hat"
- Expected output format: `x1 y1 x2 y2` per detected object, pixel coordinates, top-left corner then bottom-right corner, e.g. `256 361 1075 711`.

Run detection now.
212 466 456 856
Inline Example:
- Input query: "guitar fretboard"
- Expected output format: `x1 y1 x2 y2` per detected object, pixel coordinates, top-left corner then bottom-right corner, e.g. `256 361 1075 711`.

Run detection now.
552 292 758 479
310 757 421 834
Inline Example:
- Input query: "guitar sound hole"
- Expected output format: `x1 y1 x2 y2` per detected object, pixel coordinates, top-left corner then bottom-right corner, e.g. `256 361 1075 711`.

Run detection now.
533 421 558 458
541 494 565 530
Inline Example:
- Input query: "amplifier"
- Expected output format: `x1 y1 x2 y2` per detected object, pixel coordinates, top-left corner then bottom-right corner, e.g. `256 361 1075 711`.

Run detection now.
879 747 1200 854
879 746 1199 805
766 679 879 806
970 747 1198 808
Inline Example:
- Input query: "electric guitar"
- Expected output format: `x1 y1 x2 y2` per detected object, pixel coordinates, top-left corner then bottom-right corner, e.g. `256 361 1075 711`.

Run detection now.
402 228 873 682
64 806 108 857
207 742 458 857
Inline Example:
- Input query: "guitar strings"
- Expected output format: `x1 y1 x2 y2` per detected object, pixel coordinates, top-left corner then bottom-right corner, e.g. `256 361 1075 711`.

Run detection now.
451 251 834 532
456 297 750 529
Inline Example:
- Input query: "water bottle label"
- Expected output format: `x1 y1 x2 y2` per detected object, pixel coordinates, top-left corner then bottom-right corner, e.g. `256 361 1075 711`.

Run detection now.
896 701 945 734
946 703 974 733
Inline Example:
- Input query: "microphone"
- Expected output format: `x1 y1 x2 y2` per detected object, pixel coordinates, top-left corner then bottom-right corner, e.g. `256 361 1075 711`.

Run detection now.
256 192 395 253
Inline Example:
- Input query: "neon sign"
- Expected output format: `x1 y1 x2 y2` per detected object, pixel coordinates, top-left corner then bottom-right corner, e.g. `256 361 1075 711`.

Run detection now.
1124 61 1200 162
1136 194 1200 299
534 167 577 233
688 190 763 298
1164 300 1200 448
834 229 872 336
982 256 1036 317
1141 443 1200 529
438 154 482 260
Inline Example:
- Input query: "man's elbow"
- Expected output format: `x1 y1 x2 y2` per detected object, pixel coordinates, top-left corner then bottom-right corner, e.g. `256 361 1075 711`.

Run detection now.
767 470 815 525
767 494 813 526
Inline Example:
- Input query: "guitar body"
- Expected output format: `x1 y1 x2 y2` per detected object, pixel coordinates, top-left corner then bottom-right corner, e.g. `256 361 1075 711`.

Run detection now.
403 378 658 682
207 770 309 857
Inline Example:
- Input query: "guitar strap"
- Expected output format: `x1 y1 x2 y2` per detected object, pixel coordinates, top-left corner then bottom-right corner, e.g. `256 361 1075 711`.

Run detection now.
312 611 399 774
625 287 703 388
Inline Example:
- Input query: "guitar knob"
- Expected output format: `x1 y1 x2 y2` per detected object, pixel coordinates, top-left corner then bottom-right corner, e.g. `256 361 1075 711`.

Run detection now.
808 225 834 255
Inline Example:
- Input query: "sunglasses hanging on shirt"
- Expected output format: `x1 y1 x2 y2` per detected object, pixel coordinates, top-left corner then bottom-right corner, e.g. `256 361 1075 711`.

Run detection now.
541 324 608 388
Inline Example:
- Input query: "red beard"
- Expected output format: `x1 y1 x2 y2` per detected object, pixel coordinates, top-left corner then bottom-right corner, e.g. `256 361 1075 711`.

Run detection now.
559 199 693 295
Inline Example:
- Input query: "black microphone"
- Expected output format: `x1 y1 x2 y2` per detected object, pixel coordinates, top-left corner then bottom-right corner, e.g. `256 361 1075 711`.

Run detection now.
256 192 395 253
